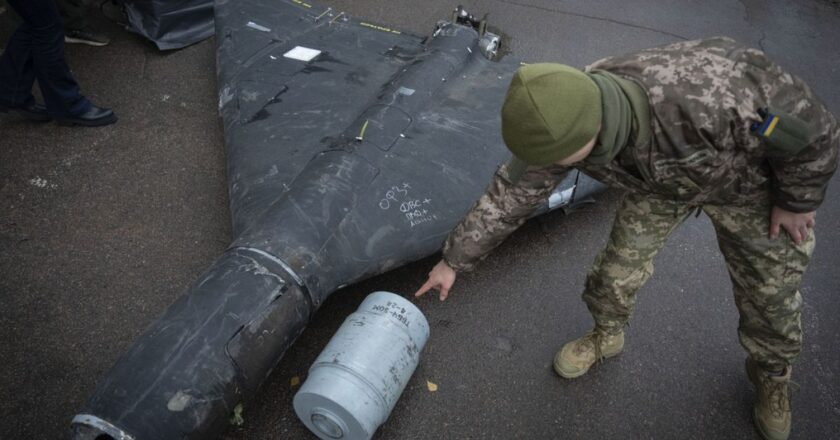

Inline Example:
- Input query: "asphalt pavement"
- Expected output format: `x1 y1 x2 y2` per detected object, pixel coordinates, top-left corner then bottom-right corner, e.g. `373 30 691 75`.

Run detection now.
1 0 838 439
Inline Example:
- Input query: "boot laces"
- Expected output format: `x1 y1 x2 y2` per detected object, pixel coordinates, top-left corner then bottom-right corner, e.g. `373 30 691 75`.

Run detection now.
575 331 606 362
766 377 798 417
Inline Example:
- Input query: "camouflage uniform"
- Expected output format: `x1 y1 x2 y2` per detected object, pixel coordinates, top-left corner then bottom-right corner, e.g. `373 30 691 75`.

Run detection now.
442 37 839 370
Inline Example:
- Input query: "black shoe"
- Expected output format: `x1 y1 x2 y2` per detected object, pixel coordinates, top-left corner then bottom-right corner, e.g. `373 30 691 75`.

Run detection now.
100 1 129 27
65 28 111 47
0 102 52 122
56 106 118 127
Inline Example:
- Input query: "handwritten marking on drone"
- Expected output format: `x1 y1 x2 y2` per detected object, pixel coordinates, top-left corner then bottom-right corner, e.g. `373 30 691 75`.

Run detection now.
379 184 437 227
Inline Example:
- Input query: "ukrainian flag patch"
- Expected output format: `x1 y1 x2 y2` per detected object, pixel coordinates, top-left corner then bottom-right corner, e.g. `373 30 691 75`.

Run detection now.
756 113 780 137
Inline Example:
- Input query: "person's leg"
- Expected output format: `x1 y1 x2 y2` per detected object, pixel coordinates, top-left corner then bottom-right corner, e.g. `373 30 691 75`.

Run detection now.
705 200 812 372
6 0 90 117
554 192 693 378
0 22 53 121
0 22 37 107
582 192 693 333
704 200 813 440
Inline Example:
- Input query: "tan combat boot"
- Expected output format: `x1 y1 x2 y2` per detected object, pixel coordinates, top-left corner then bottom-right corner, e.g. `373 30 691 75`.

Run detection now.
746 357 792 440
553 329 624 379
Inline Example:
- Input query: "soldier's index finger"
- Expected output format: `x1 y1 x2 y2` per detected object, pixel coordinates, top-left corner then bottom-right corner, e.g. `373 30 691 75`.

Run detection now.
414 280 435 297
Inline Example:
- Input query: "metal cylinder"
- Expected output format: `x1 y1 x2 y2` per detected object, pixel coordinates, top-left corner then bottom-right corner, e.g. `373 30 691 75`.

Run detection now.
294 291 430 440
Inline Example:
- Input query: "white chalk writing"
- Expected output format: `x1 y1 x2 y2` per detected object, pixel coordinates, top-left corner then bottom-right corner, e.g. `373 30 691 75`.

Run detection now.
378 183 437 228
378 183 411 210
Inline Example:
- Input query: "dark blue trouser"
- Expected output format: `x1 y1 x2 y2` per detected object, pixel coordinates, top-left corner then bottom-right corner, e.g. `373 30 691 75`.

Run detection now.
0 0 91 116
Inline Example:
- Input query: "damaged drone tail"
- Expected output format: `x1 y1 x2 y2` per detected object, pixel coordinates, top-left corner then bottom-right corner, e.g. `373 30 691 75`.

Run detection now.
71 248 312 439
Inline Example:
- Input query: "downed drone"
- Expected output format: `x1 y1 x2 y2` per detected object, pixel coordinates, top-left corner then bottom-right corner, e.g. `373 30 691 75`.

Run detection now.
71 1 605 438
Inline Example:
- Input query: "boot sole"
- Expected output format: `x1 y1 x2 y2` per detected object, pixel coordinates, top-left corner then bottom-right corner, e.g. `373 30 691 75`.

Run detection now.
554 349 622 379
64 36 110 47
56 114 118 127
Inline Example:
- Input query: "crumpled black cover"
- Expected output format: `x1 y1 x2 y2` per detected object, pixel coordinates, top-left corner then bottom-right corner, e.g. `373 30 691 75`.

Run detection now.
121 0 214 50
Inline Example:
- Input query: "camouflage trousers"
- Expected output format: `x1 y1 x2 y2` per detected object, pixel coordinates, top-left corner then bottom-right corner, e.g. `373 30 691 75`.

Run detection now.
583 192 814 370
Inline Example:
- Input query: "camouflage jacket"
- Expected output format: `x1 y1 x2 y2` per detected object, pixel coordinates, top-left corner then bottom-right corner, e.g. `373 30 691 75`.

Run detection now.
443 37 839 272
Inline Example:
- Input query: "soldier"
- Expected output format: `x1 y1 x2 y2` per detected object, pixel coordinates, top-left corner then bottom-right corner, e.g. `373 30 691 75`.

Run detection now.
414 37 839 440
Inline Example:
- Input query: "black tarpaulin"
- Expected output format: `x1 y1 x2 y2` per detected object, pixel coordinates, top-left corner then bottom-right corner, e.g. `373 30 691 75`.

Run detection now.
121 0 214 50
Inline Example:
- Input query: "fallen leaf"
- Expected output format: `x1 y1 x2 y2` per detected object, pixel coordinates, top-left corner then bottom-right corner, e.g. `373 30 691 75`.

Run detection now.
290 376 300 387
426 380 438 392
229 403 244 426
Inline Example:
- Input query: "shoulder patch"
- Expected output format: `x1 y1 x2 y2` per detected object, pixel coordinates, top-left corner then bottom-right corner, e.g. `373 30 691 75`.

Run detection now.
751 108 818 157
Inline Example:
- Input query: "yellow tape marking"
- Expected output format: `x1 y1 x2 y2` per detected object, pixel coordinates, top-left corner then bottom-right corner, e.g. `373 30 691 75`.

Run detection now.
360 22 402 34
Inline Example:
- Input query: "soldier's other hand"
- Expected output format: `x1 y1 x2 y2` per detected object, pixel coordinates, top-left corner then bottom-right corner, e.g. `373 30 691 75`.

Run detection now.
414 260 457 301
769 206 815 245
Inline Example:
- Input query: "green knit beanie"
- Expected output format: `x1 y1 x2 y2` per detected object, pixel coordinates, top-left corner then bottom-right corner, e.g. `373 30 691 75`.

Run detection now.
501 63 602 166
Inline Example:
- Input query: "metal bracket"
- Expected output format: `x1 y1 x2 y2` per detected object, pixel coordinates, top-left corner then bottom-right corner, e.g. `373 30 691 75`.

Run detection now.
444 5 501 60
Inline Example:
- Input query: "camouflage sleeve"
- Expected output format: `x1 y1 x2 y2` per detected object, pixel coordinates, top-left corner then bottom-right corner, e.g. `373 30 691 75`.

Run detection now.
441 159 570 272
767 112 840 212
739 47 840 213
769 124 840 213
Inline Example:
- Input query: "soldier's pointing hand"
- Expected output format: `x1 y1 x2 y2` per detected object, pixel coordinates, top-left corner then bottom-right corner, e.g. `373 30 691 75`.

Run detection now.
415 260 457 301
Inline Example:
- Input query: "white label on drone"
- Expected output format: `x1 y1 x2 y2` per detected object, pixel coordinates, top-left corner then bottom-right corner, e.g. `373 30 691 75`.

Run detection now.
283 46 322 62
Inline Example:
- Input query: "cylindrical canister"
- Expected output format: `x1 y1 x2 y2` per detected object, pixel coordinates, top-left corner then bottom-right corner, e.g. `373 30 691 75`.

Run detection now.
294 291 430 440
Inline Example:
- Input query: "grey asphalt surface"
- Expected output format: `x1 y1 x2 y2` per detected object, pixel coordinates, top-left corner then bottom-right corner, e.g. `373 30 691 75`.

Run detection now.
1 1 839 439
